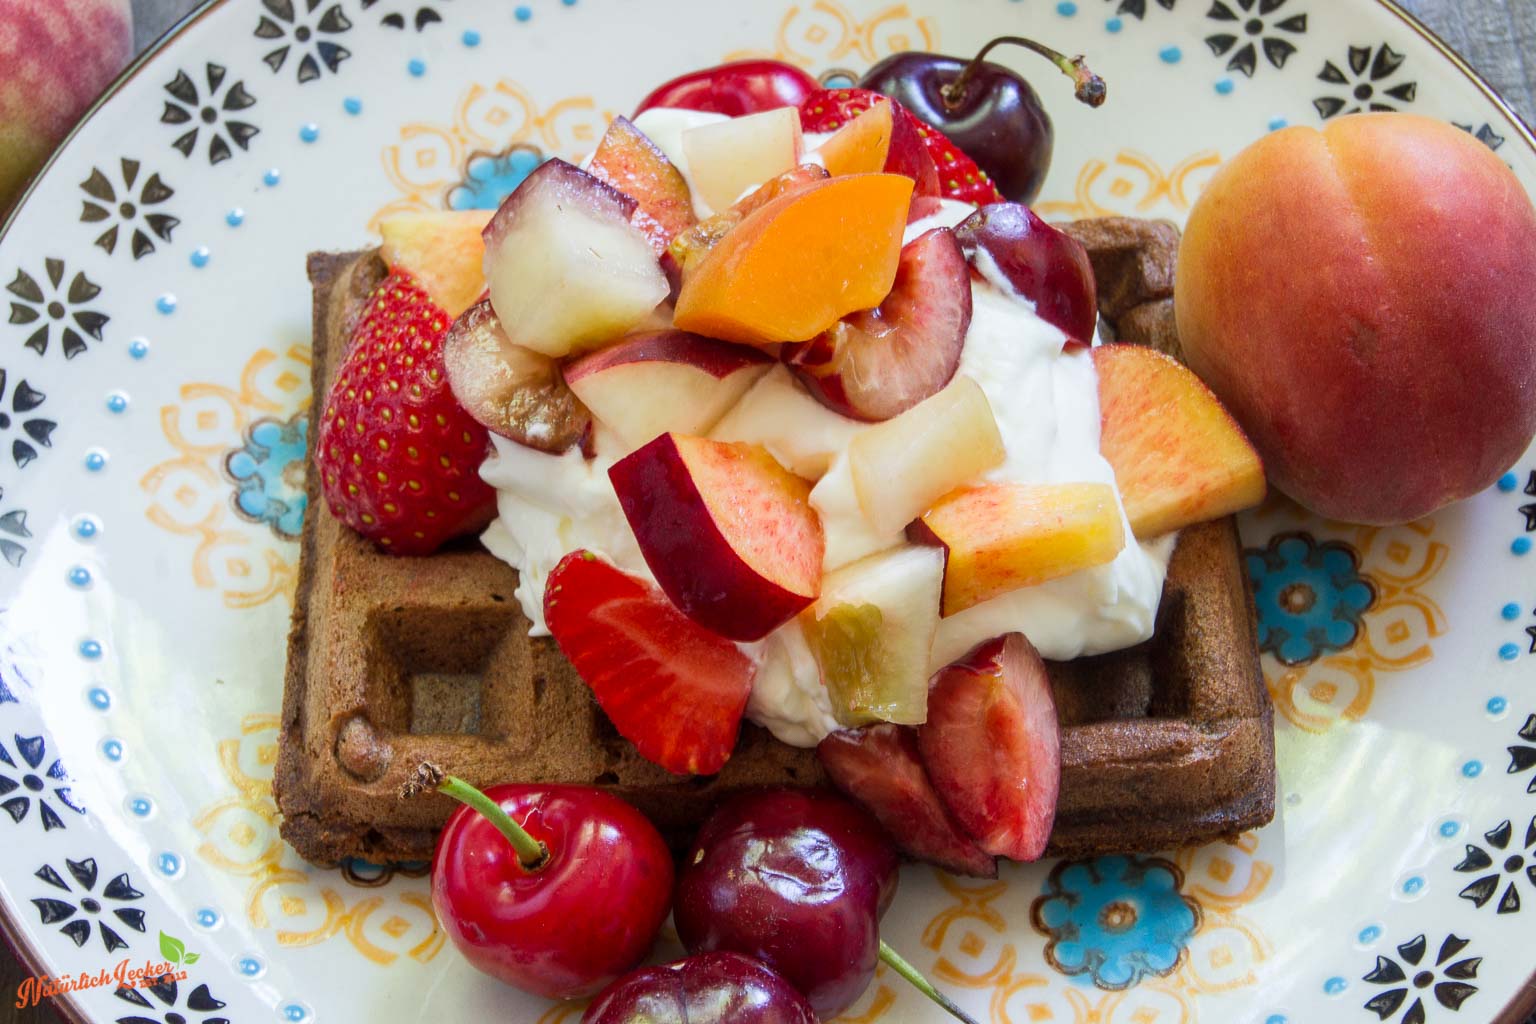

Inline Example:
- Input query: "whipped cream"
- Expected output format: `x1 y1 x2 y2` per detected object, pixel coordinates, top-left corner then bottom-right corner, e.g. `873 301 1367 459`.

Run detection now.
480 109 1174 748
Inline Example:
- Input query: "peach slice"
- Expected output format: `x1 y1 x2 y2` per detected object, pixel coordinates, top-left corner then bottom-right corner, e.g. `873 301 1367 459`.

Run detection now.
667 164 829 280
801 545 945 728
910 483 1126 617
589 115 697 256
609 435 824 642
379 209 493 317
1092 343 1265 539
816 99 939 199
848 377 1006 536
564 330 773 449
681 107 803 213
673 173 914 346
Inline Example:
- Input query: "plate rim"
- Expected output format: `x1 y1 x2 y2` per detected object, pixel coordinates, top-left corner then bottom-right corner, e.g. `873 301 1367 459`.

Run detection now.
0 1 1533 1021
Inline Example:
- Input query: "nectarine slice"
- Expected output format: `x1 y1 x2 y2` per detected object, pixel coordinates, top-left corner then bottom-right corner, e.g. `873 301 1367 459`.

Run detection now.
610 435 824 642
1093 343 1265 539
818 101 895 178
673 173 915 346
911 482 1126 616
589 116 697 256
668 164 830 279
380 210 492 317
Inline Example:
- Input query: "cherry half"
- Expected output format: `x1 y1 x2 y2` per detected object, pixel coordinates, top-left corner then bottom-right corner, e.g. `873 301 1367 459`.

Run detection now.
582 952 817 1024
861 35 1106 205
954 202 1098 345
674 787 978 1022
410 764 673 1000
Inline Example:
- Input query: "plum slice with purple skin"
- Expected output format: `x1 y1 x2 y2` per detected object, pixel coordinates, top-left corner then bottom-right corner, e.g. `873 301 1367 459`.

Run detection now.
783 226 971 422
444 299 591 454
481 158 669 359
953 202 1097 345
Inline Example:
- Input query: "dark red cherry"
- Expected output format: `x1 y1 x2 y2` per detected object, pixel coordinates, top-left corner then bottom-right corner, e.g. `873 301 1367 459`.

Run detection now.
954 202 1098 345
581 952 816 1024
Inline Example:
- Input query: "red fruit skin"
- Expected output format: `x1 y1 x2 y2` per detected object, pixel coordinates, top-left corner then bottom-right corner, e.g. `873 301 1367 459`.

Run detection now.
314 272 496 555
918 126 1007 205
919 634 1061 862
543 551 754 775
635 60 819 118
674 788 900 1020
818 724 998 878
954 202 1098 345
582 952 818 1024
431 784 673 1000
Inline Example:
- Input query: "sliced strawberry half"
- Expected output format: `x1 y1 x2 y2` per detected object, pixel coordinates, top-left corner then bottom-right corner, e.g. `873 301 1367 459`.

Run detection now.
783 226 971 422
818 724 997 878
544 550 754 776
918 633 1060 862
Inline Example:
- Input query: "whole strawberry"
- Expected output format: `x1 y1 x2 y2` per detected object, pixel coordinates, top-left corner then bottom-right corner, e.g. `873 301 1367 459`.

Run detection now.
798 88 1004 206
316 272 496 555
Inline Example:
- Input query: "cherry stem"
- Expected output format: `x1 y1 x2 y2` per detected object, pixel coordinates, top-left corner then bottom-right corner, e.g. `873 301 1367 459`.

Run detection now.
941 35 1107 111
879 941 979 1024
402 762 548 871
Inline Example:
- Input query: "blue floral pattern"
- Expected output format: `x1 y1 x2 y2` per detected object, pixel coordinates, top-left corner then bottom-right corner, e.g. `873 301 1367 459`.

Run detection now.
447 145 544 211
1030 855 1200 989
224 413 307 539
1245 532 1376 666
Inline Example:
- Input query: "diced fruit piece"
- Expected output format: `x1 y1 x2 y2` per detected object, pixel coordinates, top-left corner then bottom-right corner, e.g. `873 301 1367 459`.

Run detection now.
954 203 1097 345
1092 343 1266 539
681 107 803 214
379 210 494 318
801 545 944 727
482 158 668 358
815 100 939 197
443 299 590 454
674 174 913 347
609 435 824 642
316 272 496 555
798 87 1002 205
589 115 698 256
544 550 754 775
919 633 1060 861
564 331 772 449
910 483 1125 616
818 724 997 877
784 226 970 421
668 164 829 278
848 377 1006 535
709 365 864 480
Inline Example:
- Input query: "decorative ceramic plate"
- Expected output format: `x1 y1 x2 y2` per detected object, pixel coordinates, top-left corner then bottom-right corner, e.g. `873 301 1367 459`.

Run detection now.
0 0 1533 1021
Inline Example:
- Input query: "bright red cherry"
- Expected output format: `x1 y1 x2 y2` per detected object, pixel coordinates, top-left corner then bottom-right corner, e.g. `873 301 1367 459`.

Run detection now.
413 765 673 1000
635 60 819 118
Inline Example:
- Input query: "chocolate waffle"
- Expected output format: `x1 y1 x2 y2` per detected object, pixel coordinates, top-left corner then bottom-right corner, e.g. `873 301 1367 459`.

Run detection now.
274 218 1274 867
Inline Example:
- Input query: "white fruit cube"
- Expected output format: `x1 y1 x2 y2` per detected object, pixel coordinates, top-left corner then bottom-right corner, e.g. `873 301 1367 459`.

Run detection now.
682 108 804 214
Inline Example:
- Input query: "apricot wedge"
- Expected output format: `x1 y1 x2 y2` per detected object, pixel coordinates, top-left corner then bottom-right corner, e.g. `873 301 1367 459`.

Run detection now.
379 209 492 317
910 482 1126 617
673 173 915 346
819 100 895 177
1093 343 1265 539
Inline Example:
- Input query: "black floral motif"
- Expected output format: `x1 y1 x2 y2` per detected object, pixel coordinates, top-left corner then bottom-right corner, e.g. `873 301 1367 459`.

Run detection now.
0 735 83 828
1314 44 1417 119
1518 469 1535 533
32 858 146 952
6 259 108 359
0 491 29 568
256 0 353 83
1363 934 1480 1023
1454 122 1506 152
1455 817 1536 914
161 64 259 164
1103 0 1176 17
0 371 54 469
80 160 178 260
1204 0 1307 77
1509 713 1536 793
361 0 448 31
115 975 229 1024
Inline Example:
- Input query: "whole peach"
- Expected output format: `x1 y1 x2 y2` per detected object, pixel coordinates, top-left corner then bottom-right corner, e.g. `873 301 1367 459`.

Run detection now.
1175 112 1536 524
0 0 134 208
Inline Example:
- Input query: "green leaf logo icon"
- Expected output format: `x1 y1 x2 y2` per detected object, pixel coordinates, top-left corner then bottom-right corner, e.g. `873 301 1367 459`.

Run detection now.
158 931 187 965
